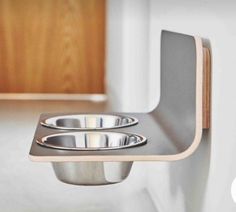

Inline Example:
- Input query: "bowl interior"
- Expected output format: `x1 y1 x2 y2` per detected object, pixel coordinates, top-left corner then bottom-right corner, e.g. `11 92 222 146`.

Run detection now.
41 114 138 130
37 132 147 150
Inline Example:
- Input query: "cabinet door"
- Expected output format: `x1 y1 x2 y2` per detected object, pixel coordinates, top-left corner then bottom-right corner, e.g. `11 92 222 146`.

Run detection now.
0 0 105 93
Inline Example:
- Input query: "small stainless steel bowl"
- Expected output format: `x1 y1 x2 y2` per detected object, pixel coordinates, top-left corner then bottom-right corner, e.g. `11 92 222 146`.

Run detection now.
40 114 138 130
36 132 147 185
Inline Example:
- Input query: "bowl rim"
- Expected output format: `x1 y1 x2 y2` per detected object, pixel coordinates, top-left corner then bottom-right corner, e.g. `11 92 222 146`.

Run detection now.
36 131 147 151
40 114 138 130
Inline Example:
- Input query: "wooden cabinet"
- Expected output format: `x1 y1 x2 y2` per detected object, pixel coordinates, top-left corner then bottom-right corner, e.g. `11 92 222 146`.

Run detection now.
0 0 105 93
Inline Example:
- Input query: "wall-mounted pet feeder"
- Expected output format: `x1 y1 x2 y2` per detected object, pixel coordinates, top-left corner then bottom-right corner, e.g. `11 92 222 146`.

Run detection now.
29 30 211 185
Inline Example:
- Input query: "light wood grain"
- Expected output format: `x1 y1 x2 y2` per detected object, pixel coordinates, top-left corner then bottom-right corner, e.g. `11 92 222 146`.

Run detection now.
203 47 211 129
0 0 105 93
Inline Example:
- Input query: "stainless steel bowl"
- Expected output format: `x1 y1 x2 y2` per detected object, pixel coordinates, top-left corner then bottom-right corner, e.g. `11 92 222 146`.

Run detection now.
40 114 138 130
36 131 146 151
52 161 133 185
36 132 147 185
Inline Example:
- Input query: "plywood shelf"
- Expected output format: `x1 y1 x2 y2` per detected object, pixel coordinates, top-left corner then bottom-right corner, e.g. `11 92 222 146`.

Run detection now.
29 30 211 162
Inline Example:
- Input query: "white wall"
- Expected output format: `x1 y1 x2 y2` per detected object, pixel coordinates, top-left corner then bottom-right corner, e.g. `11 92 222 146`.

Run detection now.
106 0 150 112
107 0 236 211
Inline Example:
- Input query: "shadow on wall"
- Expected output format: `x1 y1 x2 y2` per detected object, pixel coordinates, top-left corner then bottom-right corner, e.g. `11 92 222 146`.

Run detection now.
168 130 212 212
147 129 212 212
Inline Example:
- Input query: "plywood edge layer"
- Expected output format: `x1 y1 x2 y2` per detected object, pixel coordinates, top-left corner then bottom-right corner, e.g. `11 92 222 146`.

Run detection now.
203 47 211 129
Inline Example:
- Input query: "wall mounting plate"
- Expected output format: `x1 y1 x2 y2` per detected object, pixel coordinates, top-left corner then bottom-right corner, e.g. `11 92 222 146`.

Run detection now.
29 30 211 162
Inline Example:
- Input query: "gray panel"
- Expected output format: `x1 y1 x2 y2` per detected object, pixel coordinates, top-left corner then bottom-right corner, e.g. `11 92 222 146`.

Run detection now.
151 30 196 150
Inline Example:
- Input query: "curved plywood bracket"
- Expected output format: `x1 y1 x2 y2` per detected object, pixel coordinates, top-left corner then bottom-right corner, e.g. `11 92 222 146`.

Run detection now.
29 30 211 162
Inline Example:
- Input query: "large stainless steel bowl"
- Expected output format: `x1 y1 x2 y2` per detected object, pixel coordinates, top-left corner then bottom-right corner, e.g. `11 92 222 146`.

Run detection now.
52 161 133 185
36 132 147 185
40 114 138 130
